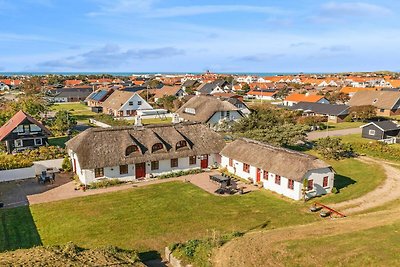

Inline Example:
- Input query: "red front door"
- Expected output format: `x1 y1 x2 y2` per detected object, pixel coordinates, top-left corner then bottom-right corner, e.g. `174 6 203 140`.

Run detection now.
135 163 146 178
256 168 261 182
200 154 208 169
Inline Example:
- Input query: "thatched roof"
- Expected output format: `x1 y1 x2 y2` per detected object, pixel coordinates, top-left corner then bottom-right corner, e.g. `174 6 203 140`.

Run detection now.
348 91 400 109
220 138 331 181
176 95 241 123
66 122 225 169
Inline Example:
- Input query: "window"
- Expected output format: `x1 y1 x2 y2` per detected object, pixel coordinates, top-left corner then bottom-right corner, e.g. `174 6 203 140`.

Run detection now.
275 175 281 185
229 158 233 167
307 179 314 191
189 156 196 165
380 109 385 112
323 176 329 187
126 145 139 156
221 111 225 117
263 170 269 180
243 163 250 173
129 101 133 106
13 125 24 133
14 139 23 147
226 111 230 118
288 179 294 190
34 138 42 146
184 108 196 114
137 101 142 106
95 168 104 178
152 143 163 153
120 165 128 175
171 158 178 168
176 140 187 150
30 124 41 132
151 161 159 170
368 129 376 136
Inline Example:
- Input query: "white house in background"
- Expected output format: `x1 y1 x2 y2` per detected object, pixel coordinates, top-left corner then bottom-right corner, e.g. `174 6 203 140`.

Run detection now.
283 93 329 106
220 139 335 200
0 82 10 91
101 90 153 117
66 122 225 185
246 90 277 100
176 95 244 129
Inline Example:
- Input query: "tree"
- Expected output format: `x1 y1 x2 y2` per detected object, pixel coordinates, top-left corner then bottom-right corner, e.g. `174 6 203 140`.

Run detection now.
349 105 376 122
62 156 72 172
315 137 354 160
157 95 177 111
51 110 77 136
275 88 290 100
326 92 350 104
241 84 250 93
20 76 42 95
148 79 162 89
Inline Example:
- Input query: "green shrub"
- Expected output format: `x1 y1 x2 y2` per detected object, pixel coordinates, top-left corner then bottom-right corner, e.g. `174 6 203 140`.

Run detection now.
350 141 400 161
158 169 203 179
62 157 72 172
87 179 125 189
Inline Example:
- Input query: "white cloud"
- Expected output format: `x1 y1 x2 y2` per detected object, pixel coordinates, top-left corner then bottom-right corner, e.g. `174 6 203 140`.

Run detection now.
320 2 392 17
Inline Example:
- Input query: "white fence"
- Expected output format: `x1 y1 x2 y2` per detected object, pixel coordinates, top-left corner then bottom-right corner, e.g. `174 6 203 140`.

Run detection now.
0 158 64 183
89 118 111 128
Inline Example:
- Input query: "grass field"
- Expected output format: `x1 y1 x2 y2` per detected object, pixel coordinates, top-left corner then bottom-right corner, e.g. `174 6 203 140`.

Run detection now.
279 222 400 266
26 182 318 254
51 103 97 123
0 206 42 252
48 136 69 148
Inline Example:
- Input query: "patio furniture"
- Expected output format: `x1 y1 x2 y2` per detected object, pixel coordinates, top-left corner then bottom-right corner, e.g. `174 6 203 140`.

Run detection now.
209 174 231 185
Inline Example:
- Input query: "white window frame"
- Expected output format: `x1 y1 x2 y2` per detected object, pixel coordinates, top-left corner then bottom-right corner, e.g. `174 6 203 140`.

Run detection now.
15 139 23 147
369 129 376 136
34 138 42 146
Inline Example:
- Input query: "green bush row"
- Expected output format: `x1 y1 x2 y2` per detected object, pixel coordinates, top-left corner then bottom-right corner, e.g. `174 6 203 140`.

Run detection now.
157 169 204 179
351 141 400 161
86 179 126 189
0 146 66 170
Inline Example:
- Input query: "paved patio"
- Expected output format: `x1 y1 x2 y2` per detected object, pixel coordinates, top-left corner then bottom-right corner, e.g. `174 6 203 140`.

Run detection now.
0 171 260 207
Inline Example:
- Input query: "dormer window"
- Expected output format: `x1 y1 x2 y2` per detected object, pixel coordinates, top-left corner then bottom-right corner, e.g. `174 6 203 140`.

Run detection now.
184 108 196 114
152 143 164 153
126 145 139 156
176 140 187 150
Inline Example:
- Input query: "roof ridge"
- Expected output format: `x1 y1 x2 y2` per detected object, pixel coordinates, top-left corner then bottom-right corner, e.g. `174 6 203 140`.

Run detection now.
240 138 317 160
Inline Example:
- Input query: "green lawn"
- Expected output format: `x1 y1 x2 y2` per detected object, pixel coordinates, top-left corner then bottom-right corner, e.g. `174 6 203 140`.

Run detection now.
142 117 172 125
280 222 400 266
340 133 400 149
27 182 318 254
48 136 69 148
0 206 42 252
51 103 97 124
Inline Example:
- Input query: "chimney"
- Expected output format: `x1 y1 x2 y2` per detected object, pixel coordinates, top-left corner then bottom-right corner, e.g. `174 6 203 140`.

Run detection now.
172 113 180 124
135 115 142 126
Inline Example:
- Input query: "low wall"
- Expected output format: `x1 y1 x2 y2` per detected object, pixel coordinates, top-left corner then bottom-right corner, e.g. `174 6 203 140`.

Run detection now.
89 118 111 128
0 158 64 182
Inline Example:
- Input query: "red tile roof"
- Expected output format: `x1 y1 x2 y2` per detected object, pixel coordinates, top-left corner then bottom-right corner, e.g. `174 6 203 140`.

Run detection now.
0 110 52 141
284 93 325 103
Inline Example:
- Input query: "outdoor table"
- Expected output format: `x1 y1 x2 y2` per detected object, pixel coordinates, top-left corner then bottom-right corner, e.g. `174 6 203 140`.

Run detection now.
209 175 231 185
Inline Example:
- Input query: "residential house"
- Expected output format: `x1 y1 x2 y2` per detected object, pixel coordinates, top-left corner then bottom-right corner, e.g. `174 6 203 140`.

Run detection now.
64 79 83 87
181 79 200 91
85 89 114 108
340 87 380 97
47 87 93 103
286 102 350 123
176 95 244 128
283 93 329 106
360 121 400 143
247 90 277 101
196 83 226 95
0 110 52 154
220 138 335 201
347 91 400 116
101 90 153 117
0 82 10 91
152 85 186 102
66 122 225 185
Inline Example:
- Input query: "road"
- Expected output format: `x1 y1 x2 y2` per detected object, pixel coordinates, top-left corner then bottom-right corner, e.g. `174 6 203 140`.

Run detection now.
307 127 361 140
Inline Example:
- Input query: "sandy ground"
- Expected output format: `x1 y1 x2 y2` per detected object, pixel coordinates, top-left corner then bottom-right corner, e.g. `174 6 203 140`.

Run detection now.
331 157 400 214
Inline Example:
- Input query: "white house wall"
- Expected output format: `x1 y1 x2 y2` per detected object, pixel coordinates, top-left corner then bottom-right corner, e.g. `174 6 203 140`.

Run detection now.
118 94 153 116
207 111 243 126
220 155 333 201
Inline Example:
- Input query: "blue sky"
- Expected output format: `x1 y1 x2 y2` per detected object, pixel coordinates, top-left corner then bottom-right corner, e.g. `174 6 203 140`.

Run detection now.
1 0 399 73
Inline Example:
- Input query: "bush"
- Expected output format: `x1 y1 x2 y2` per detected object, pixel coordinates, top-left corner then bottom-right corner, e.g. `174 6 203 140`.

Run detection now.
158 169 203 179
87 179 125 189
315 137 355 160
350 141 400 161
62 157 72 172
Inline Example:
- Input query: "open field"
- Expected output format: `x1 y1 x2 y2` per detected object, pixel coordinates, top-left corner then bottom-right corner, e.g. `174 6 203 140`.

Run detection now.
48 135 69 148
142 117 172 125
316 121 364 131
0 157 389 261
51 102 97 123
27 182 317 254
